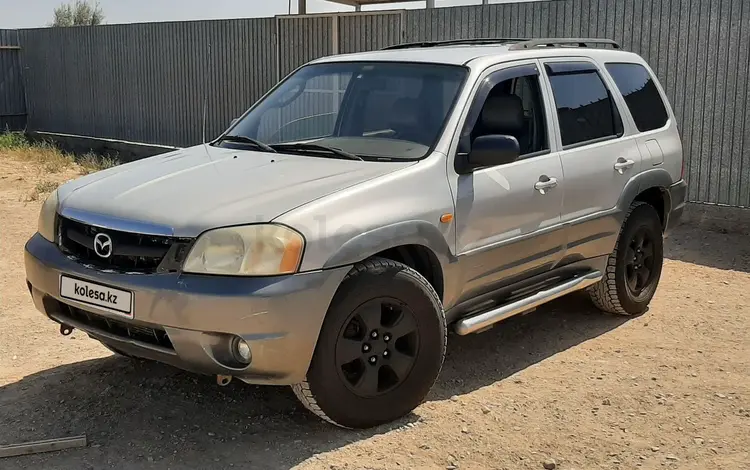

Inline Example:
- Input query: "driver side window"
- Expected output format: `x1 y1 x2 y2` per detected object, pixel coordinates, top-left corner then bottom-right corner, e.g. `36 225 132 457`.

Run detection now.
257 73 352 144
467 73 549 157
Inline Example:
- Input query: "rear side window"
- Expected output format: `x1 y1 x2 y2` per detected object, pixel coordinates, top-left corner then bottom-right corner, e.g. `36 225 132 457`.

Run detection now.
545 62 623 148
606 63 669 132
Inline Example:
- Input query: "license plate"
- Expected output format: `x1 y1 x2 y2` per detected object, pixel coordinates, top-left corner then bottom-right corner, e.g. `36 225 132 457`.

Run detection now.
60 275 133 318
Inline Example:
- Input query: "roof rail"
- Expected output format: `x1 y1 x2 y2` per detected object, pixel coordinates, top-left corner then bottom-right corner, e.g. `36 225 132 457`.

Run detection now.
508 38 621 50
382 38 528 50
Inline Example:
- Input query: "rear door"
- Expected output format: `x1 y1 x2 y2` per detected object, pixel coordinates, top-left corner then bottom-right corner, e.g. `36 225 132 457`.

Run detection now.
604 61 682 181
540 58 643 260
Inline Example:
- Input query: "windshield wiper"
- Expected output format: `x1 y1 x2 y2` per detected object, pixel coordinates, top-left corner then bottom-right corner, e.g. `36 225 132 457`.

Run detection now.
270 143 364 161
215 135 276 153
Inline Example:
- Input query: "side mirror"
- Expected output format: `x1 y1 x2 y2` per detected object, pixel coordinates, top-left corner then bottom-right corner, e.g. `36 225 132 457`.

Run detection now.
465 135 520 171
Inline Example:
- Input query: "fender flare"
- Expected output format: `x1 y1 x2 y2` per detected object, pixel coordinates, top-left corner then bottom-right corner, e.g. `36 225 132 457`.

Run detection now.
323 220 456 270
617 167 673 225
321 220 461 306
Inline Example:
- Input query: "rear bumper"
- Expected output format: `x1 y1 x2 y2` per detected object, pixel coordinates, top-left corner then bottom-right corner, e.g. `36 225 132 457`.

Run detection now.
666 179 688 233
24 233 350 385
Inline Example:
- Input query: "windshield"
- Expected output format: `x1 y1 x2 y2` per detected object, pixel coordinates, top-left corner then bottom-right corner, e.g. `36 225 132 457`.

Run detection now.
222 62 468 160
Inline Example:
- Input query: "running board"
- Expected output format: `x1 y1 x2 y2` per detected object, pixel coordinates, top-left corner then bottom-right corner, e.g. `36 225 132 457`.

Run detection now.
454 271 603 335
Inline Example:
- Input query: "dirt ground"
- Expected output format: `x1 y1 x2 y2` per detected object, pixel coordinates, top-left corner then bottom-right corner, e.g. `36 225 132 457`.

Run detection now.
1 155 749 470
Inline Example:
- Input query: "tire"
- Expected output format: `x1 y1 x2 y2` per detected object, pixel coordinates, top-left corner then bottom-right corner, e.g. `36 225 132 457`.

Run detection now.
587 201 664 315
292 257 447 429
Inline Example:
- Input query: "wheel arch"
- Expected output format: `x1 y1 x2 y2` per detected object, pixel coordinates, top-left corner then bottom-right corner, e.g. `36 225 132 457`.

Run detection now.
634 186 670 231
372 245 445 302
618 168 673 231
322 220 456 303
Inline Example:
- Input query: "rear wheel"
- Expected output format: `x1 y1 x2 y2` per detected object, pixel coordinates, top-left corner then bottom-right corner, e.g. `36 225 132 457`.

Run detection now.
293 258 446 428
588 201 664 315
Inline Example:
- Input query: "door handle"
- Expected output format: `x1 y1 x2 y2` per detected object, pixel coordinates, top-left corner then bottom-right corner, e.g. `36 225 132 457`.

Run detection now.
534 176 558 195
614 157 636 175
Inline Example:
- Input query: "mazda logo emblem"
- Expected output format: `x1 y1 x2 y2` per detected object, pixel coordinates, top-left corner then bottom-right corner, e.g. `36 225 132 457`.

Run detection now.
93 233 113 259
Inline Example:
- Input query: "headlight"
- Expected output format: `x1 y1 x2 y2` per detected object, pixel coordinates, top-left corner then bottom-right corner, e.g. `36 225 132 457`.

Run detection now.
183 224 304 276
38 190 59 242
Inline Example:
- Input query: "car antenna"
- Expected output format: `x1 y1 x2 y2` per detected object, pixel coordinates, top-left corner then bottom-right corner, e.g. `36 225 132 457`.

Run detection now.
202 42 211 144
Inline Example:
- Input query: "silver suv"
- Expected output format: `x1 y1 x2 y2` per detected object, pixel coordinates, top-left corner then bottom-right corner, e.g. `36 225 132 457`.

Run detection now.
24 38 687 429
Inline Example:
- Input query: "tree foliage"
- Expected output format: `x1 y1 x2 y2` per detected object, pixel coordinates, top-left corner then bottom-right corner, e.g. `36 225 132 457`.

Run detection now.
52 1 105 27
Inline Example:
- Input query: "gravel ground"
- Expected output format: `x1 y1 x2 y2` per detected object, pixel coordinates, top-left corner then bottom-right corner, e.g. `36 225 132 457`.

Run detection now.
1 156 749 469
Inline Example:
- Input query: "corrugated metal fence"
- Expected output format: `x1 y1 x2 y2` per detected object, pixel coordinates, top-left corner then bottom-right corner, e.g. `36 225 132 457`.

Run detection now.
400 0 750 207
288 1 750 206
17 19 277 147
0 29 26 131
4 0 750 206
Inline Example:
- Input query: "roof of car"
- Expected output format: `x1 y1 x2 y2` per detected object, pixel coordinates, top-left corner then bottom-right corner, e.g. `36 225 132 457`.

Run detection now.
311 44 516 65
308 39 643 69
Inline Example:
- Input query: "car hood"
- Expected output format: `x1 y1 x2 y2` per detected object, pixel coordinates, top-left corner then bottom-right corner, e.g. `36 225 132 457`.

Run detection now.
57 144 412 237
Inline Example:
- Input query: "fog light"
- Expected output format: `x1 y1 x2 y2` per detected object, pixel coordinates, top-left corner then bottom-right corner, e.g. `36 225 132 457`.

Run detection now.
232 337 252 364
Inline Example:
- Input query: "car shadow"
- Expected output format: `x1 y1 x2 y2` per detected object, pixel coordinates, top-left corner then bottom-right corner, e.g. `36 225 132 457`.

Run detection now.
0 293 631 469
664 223 750 273
431 293 632 400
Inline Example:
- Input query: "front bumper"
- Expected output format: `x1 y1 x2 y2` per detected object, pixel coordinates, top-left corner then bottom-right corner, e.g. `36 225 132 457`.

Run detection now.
24 233 350 385
666 179 688 233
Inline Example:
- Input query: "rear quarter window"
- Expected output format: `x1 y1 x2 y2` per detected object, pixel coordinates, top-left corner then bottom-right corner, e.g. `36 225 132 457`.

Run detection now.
605 63 669 132
545 62 623 148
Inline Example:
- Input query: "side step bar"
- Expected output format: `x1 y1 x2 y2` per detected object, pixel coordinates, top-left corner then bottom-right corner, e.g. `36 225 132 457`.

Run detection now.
454 271 603 335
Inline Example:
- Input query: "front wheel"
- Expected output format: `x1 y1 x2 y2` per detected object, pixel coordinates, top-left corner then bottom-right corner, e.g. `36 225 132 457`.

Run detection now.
293 258 446 429
588 201 664 315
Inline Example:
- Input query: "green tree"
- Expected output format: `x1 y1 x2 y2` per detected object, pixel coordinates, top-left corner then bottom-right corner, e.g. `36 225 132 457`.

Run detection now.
51 1 105 27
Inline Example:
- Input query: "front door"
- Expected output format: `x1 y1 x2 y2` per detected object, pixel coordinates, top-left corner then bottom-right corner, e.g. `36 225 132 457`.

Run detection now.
448 61 565 301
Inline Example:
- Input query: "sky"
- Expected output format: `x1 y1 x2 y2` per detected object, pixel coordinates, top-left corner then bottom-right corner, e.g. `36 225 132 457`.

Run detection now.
0 0 506 29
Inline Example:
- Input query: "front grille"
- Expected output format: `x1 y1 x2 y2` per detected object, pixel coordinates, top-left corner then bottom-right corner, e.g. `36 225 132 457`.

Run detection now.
58 216 192 274
61 304 174 350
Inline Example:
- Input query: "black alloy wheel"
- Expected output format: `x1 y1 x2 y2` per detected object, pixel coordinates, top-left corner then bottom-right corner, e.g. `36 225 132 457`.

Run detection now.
624 226 658 298
587 201 664 315
335 298 419 398
292 258 446 429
